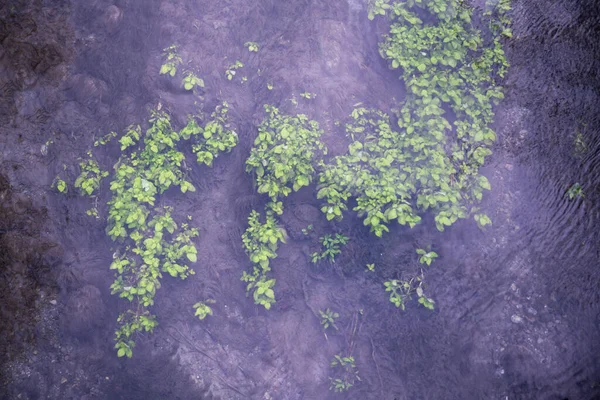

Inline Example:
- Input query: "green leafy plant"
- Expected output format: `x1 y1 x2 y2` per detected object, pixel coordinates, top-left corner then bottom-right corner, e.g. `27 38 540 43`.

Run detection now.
74 157 109 196
225 60 244 81
159 45 182 77
329 354 360 392
311 233 348 263
240 210 286 309
193 299 216 320
246 105 327 215
182 71 204 91
244 41 259 52
366 263 375 272
319 308 340 331
416 248 438 266
267 83 274 90
300 91 316 99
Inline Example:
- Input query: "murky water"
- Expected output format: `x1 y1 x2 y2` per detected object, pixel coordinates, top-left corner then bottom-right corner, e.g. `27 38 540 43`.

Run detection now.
1 0 599 399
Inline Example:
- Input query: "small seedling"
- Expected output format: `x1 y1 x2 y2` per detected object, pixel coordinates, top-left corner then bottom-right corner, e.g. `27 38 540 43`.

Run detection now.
366 263 375 272
225 60 244 81
301 224 313 235
53 176 67 193
182 71 204 91
244 41 259 52
416 248 438 266
193 299 216 320
267 83 273 90
300 91 316 99
319 308 339 331
86 207 99 219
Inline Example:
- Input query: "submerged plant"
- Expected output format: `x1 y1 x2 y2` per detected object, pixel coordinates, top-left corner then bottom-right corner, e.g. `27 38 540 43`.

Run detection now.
71 103 238 358
319 308 340 331
311 233 349 264
320 0 511 235
74 157 109 196
244 41 259 52
301 224 313 236
416 248 438 266
53 176 68 194
384 271 434 311
240 210 286 310
159 45 182 77
182 71 204 91
329 354 360 392
567 183 584 200
225 60 244 81
246 105 327 216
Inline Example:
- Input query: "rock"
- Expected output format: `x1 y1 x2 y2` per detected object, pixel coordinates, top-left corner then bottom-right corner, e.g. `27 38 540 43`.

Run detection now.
103 5 123 31
511 314 523 324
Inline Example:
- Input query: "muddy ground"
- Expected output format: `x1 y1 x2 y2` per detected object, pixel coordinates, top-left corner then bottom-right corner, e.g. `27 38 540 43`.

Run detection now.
1 0 599 399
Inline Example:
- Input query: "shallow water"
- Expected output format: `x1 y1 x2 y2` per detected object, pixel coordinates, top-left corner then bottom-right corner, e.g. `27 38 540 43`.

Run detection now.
1 0 599 399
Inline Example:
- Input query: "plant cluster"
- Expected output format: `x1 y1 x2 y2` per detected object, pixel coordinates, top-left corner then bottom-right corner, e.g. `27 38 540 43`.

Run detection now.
311 233 348 264
240 210 286 309
76 104 237 357
319 0 510 234
241 106 326 309
329 354 360 392
246 105 327 215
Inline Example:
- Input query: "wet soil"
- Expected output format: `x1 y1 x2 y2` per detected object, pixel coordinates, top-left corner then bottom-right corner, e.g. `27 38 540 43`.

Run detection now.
1 0 599 399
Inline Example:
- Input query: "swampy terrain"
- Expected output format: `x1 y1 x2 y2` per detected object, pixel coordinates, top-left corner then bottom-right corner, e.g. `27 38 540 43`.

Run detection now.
1 0 599 399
